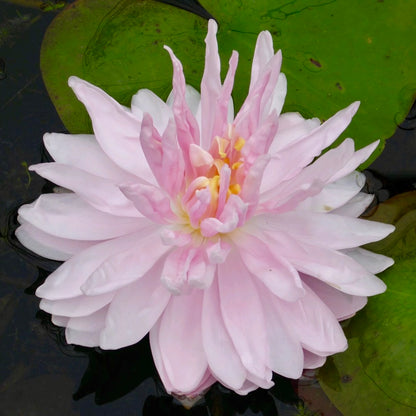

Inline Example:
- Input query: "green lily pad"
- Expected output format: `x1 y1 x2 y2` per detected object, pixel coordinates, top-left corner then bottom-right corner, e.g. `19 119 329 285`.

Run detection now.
319 191 416 415
41 0 416 166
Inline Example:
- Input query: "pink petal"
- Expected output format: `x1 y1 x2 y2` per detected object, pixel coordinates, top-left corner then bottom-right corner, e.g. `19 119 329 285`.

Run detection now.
81 228 170 296
202 275 246 390
262 231 387 295
120 182 174 223
19 193 148 240
68 76 155 182
332 192 374 217
131 88 171 133
200 195 247 237
264 102 360 186
157 290 208 394
200 19 222 150
139 114 185 196
268 112 321 154
254 279 304 378
343 247 394 274
302 274 367 320
232 230 305 301
100 260 171 349
67 306 108 332
303 350 326 369
40 292 114 318
255 210 395 250
30 163 139 217
36 229 155 300
295 172 366 213
44 133 137 182
164 46 200 175
15 222 95 261
218 249 269 379
249 30 274 92
65 327 101 347
277 283 347 356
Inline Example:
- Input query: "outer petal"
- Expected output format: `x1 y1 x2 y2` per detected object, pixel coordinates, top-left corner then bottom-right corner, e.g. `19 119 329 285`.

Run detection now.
276 283 348 356
157 289 208 394
68 76 155 183
302 274 367 320
218 249 269 380
254 279 304 378
100 259 171 349
202 275 246 390
15 222 95 261
18 193 147 240
43 133 137 182
30 163 140 217
36 227 155 300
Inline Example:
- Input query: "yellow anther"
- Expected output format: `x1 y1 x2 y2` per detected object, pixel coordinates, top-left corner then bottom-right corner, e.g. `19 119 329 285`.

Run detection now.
232 161 243 170
234 137 245 151
229 183 241 195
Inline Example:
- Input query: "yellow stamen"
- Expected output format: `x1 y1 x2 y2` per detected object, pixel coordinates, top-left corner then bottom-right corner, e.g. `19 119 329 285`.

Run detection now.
229 183 241 195
234 137 245 151
232 161 243 170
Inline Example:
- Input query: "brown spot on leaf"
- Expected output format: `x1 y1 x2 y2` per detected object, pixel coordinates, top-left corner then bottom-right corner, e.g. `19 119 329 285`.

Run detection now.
310 58 322 68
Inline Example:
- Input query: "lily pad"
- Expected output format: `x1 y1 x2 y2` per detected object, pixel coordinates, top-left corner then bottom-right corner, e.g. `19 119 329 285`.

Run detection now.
319 191 416 415
41 0 416 166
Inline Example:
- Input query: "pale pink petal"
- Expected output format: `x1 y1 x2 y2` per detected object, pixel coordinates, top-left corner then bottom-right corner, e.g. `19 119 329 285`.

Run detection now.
18 193 147 241
277 283 347 356
331 192 374 217
263 102 360 186
51 315 69 327
303 350 326 369
44 133 137 182
40 292 114 318
268 112 321 154
120 182 174 223
296 172 366 213
157 290 208 393
254 279 304 378
30 163 139 217
202 275 246 390
200 195 247 237
263 231 387 295
164 46 200 175
67 306 108 332
218 249 269 379
232 230 305 302
249 30 274 91
302 274 367 320
139 114 185 196
269 73 287 116
200 19 222 150
81 229 170 296
65 327 101 347
343 247 394 274
36 229 155 300
15 223 95 261
255 211 395 250
68 76 155 182
100 260 171 349
131 88 172 133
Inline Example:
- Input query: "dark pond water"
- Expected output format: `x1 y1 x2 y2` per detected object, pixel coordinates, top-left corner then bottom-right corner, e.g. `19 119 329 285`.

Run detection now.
1 1 415 415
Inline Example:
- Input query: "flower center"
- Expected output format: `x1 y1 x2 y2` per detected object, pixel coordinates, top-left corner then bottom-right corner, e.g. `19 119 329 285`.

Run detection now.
175 126 247 234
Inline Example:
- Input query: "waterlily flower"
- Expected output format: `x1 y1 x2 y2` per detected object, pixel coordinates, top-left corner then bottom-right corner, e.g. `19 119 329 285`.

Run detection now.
16 20 394 397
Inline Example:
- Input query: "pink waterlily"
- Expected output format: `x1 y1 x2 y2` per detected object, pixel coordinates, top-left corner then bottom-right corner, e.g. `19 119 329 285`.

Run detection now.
17 20 394 397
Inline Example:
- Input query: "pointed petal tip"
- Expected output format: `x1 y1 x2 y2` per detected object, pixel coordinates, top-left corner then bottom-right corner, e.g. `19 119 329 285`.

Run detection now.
207 19 218 34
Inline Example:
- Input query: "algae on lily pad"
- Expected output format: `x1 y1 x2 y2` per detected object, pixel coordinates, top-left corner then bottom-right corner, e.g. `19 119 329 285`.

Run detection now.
41 0 416 166
319 191 416 415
